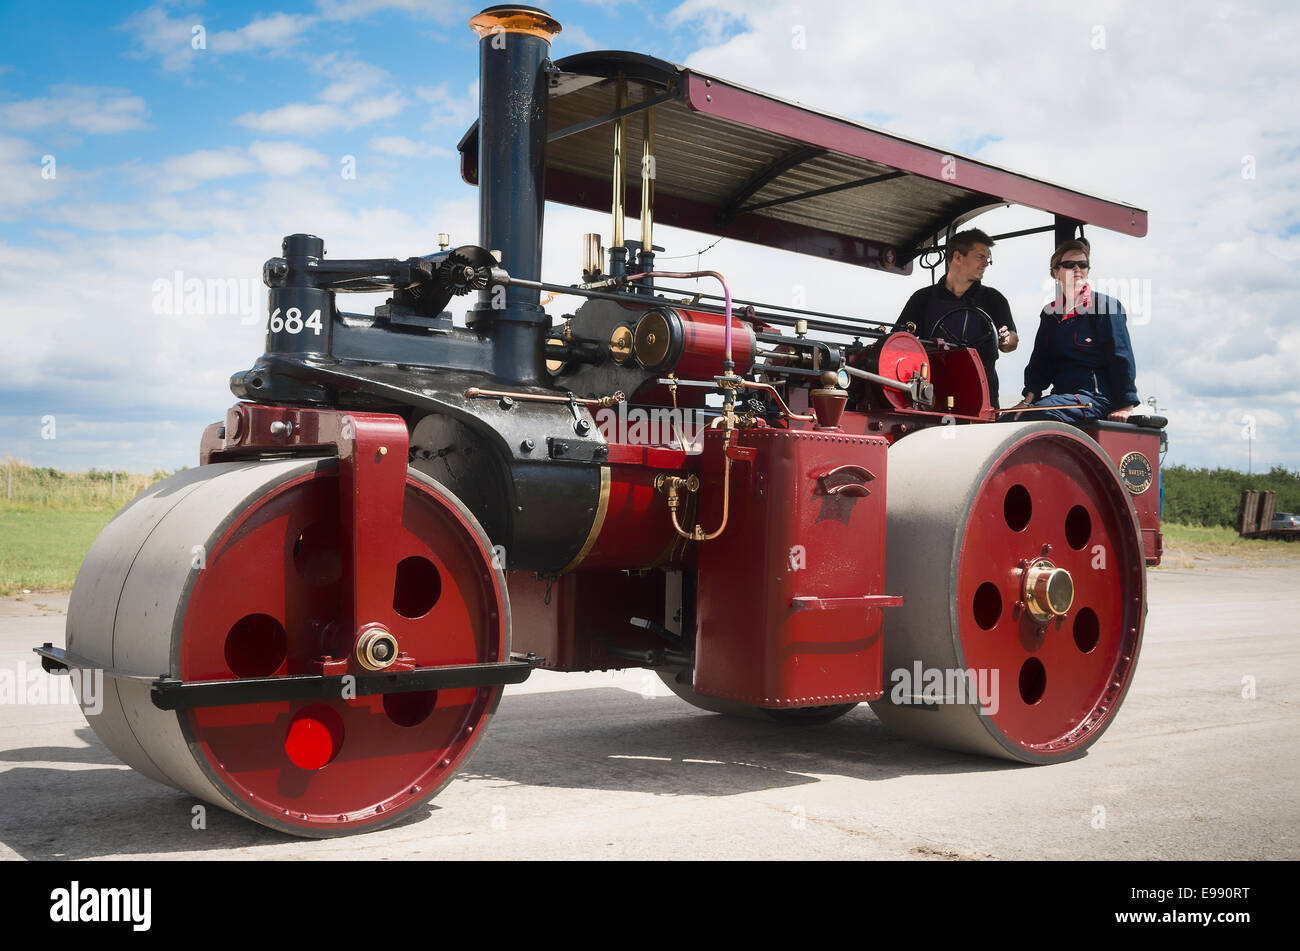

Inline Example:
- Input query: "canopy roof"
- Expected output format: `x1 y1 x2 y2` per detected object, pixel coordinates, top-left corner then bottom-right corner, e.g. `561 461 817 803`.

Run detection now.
458 51 1148 275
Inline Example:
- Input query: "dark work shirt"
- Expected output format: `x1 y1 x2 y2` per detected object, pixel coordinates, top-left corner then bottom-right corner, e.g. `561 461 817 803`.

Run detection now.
892 278 1015 405
1022 292 1138 409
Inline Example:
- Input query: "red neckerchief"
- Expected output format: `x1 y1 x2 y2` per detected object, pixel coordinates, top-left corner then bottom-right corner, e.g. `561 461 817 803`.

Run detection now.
1047 282 1091 321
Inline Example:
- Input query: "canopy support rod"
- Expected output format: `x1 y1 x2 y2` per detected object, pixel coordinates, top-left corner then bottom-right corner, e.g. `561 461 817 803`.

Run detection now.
717 145 827 225
735 170 906 216
548 89 677 142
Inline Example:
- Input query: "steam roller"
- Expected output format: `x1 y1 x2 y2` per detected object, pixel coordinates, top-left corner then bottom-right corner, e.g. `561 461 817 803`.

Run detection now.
868 421 1146 762
66 455 509 836
32 2 1168 837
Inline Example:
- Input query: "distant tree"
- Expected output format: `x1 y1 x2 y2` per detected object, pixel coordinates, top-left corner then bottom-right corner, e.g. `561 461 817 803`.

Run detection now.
1162 465 1300 527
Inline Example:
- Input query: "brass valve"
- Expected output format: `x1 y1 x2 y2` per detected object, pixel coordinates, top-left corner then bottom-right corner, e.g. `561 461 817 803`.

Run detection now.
654 473 700 509
655 474 706 540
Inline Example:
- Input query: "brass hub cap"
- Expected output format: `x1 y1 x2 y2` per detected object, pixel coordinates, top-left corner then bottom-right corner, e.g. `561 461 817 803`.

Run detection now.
1023 559 1074 624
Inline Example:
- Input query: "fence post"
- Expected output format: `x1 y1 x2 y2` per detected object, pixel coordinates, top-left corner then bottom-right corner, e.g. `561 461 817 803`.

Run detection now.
111 472 116 500
6 464 10 501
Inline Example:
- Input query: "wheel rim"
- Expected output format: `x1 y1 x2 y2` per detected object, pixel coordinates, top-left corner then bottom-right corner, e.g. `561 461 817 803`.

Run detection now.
177 465 505 833
954 434 1143 755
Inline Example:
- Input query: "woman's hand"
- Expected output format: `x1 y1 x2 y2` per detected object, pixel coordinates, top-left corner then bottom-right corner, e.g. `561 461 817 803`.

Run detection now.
1107 404 1136 422
997 326 1018 352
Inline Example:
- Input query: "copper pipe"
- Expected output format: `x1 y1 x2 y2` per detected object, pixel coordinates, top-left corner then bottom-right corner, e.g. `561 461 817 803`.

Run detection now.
665 450 732 542
995 402 1093 415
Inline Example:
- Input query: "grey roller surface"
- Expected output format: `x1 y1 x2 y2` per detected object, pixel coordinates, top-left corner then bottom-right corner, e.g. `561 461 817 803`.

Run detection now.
70 459 324 813
867 422 1144 763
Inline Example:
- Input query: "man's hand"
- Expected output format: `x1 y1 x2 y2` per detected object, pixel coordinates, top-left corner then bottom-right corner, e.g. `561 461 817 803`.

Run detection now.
1107 404 1136 422
1005 395 1035 416
997 326 1019 352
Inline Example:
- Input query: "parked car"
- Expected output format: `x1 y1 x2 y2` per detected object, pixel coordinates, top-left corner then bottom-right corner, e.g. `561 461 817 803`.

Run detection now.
1271 512 1300 530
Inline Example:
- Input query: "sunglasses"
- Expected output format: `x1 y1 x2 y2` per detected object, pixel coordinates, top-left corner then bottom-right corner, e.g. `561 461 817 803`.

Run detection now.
1058 260 1090 270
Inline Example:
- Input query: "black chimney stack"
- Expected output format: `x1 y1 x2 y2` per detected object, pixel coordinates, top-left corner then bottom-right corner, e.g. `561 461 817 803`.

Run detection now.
467 5 561 383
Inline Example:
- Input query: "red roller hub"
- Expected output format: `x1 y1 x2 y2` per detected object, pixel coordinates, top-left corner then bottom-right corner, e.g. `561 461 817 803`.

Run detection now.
67 458 507 836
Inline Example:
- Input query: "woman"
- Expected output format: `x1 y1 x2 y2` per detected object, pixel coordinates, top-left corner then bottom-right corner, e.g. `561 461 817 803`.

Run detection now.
1008 240 1139 422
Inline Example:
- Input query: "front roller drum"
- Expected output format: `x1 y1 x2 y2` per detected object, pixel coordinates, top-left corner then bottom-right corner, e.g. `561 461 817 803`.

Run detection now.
868 422 1145 763
67 458 508 836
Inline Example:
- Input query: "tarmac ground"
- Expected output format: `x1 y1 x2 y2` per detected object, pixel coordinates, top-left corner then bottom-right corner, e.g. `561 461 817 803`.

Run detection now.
1 555 1296 861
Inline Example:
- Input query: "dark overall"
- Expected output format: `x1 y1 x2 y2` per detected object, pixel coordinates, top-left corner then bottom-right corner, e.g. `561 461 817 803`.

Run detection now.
1019 292 1139 421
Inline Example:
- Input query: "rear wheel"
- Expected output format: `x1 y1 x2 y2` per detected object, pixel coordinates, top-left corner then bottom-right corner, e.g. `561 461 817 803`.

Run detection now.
867 422 1145 762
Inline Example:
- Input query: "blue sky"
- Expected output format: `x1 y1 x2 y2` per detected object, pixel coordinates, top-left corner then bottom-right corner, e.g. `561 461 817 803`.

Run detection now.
2 0 1298 474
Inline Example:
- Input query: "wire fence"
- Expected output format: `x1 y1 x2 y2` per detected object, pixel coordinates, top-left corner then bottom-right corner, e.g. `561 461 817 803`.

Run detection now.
1 460 172 509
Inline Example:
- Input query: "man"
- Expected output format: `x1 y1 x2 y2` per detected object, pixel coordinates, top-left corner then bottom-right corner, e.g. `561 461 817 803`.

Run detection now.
892 228 1018 405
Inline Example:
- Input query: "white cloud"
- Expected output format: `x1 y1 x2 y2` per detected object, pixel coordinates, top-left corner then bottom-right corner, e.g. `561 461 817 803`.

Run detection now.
657 0 1300 469
369 135 452 158
0 178 482 469
157 148 258 192
120 5 315 72
9 0 1300 475
235 56 406 134
349 91 406 125
318 57 389 104
249 140 329 176
235 94 406 134
417 82 477 130
0 136 66 219
315 0 471 24
209 13 314 54
553 24 601 54
234 102 348 135
0 86 148 135
149 142 329 191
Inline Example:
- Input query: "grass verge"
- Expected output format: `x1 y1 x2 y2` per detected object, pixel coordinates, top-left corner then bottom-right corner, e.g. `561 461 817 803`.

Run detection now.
1157 521 1300 568
0 508 117 595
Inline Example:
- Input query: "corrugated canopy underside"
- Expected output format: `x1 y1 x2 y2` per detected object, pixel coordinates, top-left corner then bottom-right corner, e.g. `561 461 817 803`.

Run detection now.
460 51 1147 273
549 82 977 250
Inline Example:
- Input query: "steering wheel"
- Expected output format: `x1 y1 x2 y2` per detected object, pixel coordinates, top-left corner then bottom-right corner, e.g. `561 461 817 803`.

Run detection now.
929 304 999 351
